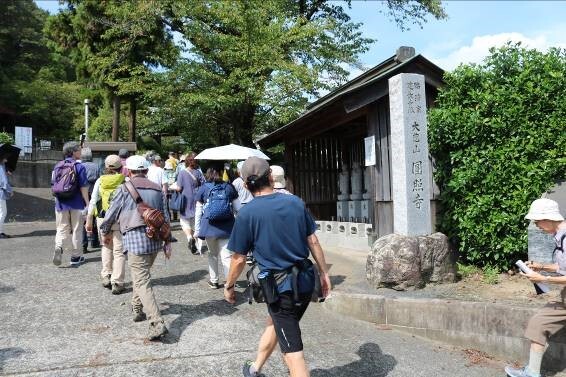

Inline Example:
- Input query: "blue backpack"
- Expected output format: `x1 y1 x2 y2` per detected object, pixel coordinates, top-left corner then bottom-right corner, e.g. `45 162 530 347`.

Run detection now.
203 183 233 223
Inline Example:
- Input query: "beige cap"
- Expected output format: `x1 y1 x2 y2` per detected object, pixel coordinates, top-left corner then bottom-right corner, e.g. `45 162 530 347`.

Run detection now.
525 198 564 221
270 165 286 188
105 154 122 169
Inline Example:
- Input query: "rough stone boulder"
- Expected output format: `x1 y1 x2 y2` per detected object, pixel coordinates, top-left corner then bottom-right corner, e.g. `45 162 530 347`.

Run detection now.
366 232 456 290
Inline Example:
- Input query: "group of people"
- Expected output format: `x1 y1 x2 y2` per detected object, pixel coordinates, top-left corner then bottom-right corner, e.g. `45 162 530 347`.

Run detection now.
48 141 331 377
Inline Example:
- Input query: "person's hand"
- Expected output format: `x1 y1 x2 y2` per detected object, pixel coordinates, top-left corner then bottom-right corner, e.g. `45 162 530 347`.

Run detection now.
320 271 332 298
520 270 547 283
164 242 172 259
81 208 88 217
224 284 236 304
526 261 543 271
85 223 93 234
102 233 112 246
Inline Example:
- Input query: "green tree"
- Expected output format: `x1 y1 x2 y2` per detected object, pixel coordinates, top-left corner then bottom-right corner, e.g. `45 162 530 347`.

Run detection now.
428 43 566 269
151 0 446 148
45 0 179 141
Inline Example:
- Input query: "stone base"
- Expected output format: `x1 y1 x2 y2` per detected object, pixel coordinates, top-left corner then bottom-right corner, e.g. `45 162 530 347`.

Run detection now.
315 221 372 251
336 201 349 222
348 200 362 222
360 200 370 223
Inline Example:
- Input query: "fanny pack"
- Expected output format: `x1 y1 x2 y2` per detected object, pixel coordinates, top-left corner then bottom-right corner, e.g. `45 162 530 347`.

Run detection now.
246 258 324 305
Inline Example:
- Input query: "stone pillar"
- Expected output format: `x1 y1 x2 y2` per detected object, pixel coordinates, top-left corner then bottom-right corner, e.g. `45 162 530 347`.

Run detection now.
388 73 431 236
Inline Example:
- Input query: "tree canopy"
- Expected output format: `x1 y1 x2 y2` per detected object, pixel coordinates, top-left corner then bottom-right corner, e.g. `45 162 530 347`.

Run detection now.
428 43 566 270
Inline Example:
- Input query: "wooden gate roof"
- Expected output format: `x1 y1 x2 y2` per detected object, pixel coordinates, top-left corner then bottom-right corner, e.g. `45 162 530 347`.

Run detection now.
258 53 444 148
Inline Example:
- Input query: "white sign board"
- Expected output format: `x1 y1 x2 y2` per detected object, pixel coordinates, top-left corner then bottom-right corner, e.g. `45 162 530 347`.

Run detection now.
364 135 376 166
15 126 33 156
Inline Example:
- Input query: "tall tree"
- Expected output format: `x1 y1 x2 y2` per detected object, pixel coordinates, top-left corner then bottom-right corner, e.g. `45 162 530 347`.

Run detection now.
149 0 446 148
45 0 179 141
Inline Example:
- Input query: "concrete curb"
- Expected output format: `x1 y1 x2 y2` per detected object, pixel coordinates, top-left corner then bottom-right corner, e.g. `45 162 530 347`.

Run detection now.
323 292 537 361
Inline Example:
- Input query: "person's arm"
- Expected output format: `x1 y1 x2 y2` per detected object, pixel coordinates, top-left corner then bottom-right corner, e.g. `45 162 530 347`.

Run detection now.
307 233 332 298
99 187 124 244
194 201 203 237
80 186 90 210
526 261 560 273
224 253 247 304
86 178 102 231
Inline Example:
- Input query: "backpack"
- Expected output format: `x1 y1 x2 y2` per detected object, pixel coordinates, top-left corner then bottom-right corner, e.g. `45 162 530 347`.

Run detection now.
203 183 233 223
94 174 125 217
52 160 79 199
124 181 171 242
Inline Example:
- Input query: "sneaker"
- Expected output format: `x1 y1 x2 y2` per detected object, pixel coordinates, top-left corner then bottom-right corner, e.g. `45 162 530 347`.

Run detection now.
207 281 221 289
188 238 198 255
69 255 85 267
147 321 168 340
242 360 265 377
504 365 540 377
82 245 88 253
52 247 63 266
111 283 125 295
102 275 112 289
132 307 147 322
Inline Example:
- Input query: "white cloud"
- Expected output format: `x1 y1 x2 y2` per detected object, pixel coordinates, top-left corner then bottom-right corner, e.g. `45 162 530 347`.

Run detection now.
427 29 566 71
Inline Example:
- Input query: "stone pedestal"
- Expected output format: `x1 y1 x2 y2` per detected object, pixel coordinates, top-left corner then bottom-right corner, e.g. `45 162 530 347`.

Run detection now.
348 200 362 222
361 200 370 223
337 201 349 222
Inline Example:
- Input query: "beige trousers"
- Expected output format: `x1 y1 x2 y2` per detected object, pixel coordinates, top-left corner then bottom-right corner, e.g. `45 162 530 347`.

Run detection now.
129 252 162 324
525 301 566 345
55 209 84 258
205 237 232 283
96 218 126 285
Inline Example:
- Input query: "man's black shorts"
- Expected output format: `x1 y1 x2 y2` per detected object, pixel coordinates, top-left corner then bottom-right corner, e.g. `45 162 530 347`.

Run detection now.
267 292 312 354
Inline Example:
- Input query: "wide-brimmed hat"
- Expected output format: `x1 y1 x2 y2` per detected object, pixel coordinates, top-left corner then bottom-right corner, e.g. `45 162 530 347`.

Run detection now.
126 155 149 171
525 198 564 221
270 165 286 189
105 154 122 169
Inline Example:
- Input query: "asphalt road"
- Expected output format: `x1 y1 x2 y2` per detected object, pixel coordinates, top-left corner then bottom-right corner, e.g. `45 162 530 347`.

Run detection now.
0 221 507 376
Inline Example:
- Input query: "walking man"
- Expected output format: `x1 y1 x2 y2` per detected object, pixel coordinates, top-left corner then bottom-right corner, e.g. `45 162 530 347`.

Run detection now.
52 142 90 267
224 157 331 377
0 152 13 239
99 155 170 340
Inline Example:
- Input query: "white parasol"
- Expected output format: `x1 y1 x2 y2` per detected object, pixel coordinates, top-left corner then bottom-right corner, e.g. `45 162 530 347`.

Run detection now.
194 144 270 160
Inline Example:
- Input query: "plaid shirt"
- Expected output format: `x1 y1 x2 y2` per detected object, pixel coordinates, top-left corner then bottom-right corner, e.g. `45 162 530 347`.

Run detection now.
122 227 163 255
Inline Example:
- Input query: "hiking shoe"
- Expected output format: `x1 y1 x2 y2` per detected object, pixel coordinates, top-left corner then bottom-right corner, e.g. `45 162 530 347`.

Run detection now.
505 366 540 377
52 247 63 266
69 255 85 267
147 321 168 340
207 281 221 289
188 238 198 255
111 283 125 295
132 308 147 322
102 275 112 289
242 360 265 377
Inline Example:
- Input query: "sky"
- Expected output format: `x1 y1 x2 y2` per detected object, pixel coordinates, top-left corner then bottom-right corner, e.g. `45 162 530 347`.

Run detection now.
36 0 566 74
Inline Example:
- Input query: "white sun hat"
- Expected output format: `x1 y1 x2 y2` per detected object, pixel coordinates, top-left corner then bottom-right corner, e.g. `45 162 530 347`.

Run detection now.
126 155 149 171
525 198 564 221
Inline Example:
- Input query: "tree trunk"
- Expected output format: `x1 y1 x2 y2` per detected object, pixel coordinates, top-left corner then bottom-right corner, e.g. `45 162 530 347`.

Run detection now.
112 94 120 142
128 98 136 142
236 105 256 147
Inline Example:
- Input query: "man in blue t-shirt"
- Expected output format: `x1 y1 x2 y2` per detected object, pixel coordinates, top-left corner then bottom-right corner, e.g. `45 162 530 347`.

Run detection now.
225 157 331 377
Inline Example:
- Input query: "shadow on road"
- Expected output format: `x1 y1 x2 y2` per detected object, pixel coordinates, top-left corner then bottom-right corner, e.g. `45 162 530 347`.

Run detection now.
11 229 57 238
7 190 55 222
153 270 208 287
160 298 246 344
0 283 15 294
0 347 25 372
311 343 396 377
542 327 566 376
330 275 346 287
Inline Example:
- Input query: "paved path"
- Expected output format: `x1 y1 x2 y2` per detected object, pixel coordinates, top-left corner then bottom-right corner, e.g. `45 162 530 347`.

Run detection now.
0 222 508 376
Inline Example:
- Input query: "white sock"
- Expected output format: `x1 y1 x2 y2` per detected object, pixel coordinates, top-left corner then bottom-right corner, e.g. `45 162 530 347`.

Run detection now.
527 348 544 376
187 234 194 242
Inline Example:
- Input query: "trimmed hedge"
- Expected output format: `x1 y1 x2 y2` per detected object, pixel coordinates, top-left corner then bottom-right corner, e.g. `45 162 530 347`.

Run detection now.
428 43 566 269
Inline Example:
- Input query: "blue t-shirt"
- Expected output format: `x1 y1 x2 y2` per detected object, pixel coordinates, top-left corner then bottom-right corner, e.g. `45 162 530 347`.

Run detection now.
195 182 238 239
228 193 316 293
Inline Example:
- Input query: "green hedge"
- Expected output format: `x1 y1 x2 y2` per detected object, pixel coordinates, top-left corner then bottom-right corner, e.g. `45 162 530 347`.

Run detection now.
428 43 566 269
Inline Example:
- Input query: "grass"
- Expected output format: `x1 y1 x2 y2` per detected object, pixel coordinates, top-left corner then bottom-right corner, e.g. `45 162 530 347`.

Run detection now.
457 262 500 285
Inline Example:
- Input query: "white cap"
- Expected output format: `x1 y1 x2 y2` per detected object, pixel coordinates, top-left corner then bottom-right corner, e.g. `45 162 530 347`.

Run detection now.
525 198 564 221
270 165 286 189
126 155 149 171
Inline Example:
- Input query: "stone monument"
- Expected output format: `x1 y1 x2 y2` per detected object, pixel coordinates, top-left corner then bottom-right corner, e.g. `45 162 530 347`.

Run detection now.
336 163 349 221
388 73 431 236
348 161 363 221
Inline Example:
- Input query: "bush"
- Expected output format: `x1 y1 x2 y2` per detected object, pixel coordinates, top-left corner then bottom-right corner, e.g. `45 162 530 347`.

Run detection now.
0 132 13 144
429 43 566 270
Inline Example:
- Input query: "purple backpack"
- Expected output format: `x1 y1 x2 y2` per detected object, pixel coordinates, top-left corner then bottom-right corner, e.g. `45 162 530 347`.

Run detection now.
52 160 79 199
